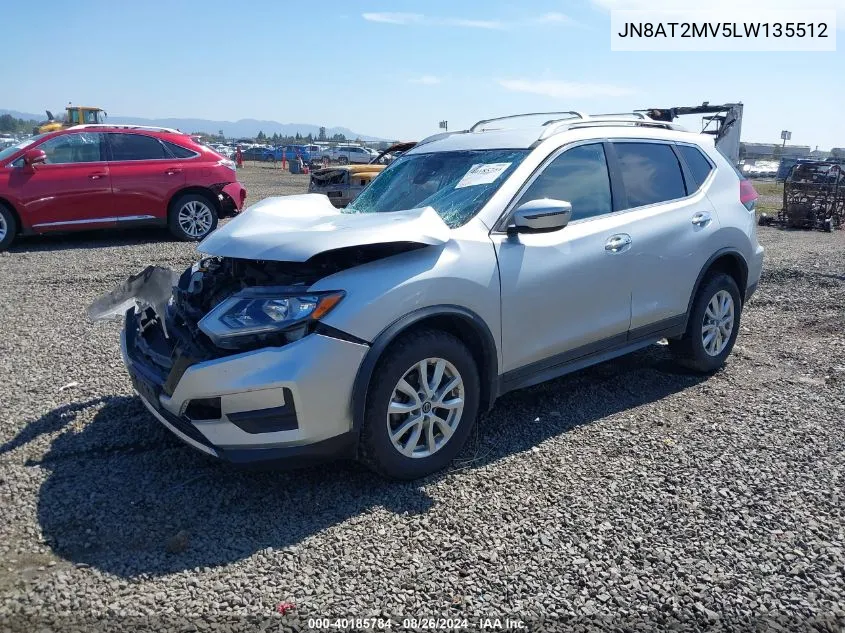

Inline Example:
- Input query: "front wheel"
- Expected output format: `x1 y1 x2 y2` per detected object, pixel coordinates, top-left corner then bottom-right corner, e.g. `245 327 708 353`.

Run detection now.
670 273 742 373
168 194 218 241
0 204 18 252
359 329 480 480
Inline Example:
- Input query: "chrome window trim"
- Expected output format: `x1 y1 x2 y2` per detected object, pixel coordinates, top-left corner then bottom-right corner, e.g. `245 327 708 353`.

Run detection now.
32 215 157 229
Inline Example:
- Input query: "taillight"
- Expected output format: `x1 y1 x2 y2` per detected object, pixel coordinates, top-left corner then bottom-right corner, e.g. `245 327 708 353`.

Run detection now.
739 179 758 212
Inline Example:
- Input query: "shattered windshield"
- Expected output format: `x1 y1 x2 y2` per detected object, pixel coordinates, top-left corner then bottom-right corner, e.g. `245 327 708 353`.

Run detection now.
345 149 528 228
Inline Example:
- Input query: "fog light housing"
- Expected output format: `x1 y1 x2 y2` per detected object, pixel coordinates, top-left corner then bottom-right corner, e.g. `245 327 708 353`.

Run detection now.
184 397 221 421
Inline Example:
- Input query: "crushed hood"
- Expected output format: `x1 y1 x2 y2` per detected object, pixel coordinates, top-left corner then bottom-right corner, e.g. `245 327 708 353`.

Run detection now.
198 194 450 262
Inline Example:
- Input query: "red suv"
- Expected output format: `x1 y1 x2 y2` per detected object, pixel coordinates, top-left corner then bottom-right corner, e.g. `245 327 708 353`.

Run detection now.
0 125 247 250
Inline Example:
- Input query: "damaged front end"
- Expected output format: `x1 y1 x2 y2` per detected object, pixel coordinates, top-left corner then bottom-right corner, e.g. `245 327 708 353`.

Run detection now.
210 182 248 216
91 241 430 397
88 194 453 463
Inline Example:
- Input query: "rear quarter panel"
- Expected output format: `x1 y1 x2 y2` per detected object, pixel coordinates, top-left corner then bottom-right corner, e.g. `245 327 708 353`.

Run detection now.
703 144 764 289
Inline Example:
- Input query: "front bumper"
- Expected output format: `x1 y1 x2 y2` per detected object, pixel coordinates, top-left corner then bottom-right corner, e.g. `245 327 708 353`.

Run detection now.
121 311 368 465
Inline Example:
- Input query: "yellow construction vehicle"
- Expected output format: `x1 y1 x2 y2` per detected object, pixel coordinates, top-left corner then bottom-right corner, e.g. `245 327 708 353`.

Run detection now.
34 105 107 134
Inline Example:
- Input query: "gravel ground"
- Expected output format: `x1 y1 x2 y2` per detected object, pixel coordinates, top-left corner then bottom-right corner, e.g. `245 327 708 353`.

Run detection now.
1 167 844 631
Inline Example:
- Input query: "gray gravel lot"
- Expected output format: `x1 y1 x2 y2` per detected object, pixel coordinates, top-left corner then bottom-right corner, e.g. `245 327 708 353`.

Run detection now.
0 169 844 631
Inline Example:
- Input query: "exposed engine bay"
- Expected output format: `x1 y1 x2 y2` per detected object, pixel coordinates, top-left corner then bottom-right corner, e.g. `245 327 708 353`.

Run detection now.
90 242 427 395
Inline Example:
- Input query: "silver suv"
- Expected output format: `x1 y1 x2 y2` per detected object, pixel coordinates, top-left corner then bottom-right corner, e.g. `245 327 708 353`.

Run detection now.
108 111 764 480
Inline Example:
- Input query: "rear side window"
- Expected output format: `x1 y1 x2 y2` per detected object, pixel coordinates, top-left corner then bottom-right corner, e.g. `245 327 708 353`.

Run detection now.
163 140 198 159
614 142 686 208
517 143 613 222
677 144 714 190
108 133 168 161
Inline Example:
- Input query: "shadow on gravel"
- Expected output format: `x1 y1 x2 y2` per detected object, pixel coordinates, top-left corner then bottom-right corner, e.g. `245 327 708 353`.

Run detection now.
8 227 177 253
24 343 708 577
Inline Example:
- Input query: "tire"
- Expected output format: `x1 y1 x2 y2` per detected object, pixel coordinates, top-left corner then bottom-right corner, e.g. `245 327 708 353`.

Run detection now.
168 193 218 241
670 273 742 373
359 329 480 480
338 156 349 165
0 203 18 252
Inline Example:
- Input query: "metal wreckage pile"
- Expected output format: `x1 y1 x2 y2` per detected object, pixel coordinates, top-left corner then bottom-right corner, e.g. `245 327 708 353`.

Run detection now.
759 161 845 232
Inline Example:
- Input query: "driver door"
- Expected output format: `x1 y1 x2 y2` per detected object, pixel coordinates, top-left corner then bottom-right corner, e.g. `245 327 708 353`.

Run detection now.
492 142 633 381
6 132 113 230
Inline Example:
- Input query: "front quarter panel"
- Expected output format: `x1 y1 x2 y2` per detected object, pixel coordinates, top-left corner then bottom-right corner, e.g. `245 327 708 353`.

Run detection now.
308 221 502 372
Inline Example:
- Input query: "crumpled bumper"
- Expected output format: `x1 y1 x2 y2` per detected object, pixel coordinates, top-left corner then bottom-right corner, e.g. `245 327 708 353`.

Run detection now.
120 311 369 465
211 182 248 215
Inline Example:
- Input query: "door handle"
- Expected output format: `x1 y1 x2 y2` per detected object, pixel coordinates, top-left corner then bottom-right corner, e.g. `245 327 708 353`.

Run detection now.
88 172 107 180
691 212 712 226
165 168 183 175
605 234 632 252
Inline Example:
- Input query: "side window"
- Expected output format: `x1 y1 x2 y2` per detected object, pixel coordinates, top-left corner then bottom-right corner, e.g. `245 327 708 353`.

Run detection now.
677 144 714 190
36 133 104 164
108 133 168 161
162 140 198 159
516 143 613 222
613 142 686 208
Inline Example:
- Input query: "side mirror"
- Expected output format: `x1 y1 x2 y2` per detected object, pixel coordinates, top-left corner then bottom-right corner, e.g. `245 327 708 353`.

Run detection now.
510 198 573 233
23 149 47 168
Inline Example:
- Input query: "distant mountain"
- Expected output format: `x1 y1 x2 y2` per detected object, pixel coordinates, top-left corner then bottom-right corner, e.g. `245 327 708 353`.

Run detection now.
2 109 42 121
0 109 386 141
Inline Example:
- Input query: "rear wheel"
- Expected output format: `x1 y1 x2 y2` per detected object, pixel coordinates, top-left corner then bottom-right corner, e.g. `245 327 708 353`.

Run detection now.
670 273 742 373
168 194 218 241
359 329 480 480
338 156 349 165
0 204 18 252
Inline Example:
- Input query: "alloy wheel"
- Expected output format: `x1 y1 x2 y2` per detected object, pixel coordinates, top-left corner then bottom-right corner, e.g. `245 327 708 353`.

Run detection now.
0 214 6 242
701 289 735 356
386 358 465 458
177 200 213 238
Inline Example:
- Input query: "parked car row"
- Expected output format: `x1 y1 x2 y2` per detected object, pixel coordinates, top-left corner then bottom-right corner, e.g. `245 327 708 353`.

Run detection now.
234 143 391 166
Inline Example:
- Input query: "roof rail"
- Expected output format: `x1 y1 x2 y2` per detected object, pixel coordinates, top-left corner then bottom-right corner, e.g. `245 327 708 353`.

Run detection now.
587 112 648 120
470 111 587 132
415 131 459 148
538 115 687 140
67 124 184 134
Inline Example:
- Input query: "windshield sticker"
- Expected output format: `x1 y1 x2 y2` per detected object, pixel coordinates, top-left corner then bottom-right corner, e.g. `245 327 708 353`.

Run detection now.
455 162 512 188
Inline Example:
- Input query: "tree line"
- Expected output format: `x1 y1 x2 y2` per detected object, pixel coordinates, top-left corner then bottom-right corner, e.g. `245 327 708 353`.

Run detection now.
0 114 38 134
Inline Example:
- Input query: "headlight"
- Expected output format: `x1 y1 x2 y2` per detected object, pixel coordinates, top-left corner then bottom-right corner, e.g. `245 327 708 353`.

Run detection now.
198 287 344 348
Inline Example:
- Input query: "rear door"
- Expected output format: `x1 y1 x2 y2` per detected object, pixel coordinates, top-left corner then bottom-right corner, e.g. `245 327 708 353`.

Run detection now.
609 140 720 333
106 132 186 222
6 131 113 231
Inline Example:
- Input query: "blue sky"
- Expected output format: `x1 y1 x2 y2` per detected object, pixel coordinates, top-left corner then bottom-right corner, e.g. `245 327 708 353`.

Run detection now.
2 0 843 148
